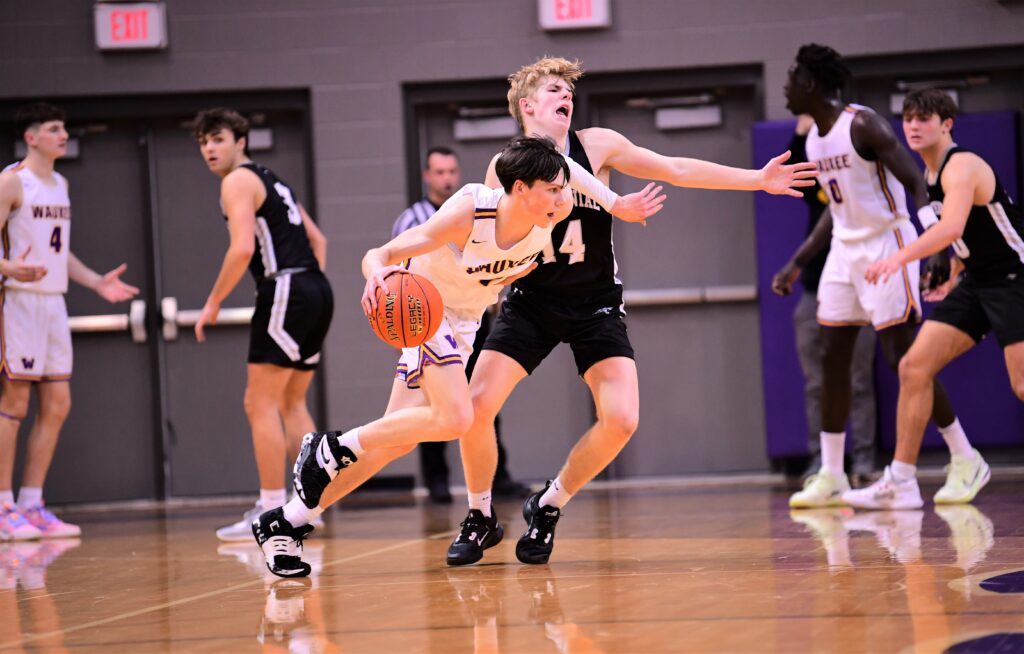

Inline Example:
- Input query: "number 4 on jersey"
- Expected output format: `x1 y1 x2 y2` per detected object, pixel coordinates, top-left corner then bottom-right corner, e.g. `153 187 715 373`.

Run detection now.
541 218 585 265
50 226 63 253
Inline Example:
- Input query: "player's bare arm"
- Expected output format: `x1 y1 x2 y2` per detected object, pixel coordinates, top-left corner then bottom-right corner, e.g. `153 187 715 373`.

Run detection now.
0 171 47 283
580 127 817 198
772 206 833 296
360 193 475 315
483 150 665 223
195 166 261 341
865 154 983 284
68 253 139 303
851 112 929 208
299 204 327 270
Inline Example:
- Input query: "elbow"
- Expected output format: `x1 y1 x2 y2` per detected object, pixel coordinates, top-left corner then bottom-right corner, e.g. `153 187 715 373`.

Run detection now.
230 244 255 260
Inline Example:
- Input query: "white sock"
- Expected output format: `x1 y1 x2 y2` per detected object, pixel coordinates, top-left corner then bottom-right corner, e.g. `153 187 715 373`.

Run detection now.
338 428 365 456
820 432 846 477
282 496 324 527
16 486 43 510
890 460 917 482
0 490 14 506
539 476 572 509
468 489 492 517
938 418 974 458
259 488 287 511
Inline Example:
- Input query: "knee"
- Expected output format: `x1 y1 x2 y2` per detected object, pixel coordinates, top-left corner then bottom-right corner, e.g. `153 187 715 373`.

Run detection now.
243 387 267 418
898 354 931 388
0 387 31 419
278 393 308 417
599 408 639 445
429 402 474 441
42 392 71 421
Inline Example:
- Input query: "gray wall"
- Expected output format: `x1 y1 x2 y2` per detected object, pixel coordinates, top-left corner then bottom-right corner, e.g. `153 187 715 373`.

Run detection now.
2 0 1024 485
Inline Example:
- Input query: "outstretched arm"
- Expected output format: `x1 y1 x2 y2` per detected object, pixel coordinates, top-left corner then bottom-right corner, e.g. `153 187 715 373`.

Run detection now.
595 128 817 197
561 155 665 223
772 207 832 296
69 253 139 302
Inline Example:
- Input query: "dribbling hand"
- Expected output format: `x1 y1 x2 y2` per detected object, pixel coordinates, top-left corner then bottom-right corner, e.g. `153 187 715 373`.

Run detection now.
611 182 666 225
361 265 407 317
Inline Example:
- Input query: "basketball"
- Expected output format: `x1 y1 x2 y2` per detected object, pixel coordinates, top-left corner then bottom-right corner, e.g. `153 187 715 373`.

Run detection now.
369 272 444 348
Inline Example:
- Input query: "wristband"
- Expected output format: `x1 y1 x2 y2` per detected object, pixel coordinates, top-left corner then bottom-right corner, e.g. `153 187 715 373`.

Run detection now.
917 205 939 230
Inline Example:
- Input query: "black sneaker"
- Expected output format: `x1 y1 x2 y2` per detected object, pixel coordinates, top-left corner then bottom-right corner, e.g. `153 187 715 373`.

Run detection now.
446 508 504 566
293 431 358 509
515 484 561 565
251 507 315 578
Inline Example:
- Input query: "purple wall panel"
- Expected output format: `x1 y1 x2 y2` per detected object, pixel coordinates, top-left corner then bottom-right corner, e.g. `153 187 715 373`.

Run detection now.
755 112 1023 459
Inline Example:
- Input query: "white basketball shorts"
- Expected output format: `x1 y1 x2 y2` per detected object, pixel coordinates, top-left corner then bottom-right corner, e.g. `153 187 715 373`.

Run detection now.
817 221 921 330
395 308 478 389
1 289 73 381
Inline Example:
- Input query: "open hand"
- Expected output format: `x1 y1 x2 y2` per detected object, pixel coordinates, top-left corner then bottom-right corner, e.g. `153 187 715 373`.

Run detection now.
611 182 666 225
95 263 140 303
2 246 47 283
760 150 818 198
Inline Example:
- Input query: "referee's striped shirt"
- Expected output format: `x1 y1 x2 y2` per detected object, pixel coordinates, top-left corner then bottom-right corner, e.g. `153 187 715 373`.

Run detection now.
391 199 440 239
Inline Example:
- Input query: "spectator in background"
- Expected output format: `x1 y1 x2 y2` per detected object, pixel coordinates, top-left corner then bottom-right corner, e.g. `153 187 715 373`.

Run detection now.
393 146 528 503
773 115 878 486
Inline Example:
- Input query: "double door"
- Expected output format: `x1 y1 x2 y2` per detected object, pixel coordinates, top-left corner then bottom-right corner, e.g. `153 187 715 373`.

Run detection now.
2 102 316 503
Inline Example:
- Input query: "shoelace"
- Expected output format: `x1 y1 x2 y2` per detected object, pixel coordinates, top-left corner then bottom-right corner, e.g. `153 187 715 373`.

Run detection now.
456 514 491 542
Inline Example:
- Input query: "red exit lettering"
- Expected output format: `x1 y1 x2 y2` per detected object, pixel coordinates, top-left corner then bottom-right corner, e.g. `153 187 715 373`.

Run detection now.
554 0 592 20
110 10 149 42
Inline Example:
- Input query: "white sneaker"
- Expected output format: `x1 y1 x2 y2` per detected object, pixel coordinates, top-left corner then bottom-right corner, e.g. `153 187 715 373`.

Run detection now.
934 450 991 504
844 510 924 563
842 466 923 510
935 505 994 570
216 503 264 542
789 470 850 508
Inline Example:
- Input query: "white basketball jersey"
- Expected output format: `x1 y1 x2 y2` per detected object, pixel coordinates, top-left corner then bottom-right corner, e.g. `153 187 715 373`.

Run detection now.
806 105 909 242
2 163 71 293
407 184 553 318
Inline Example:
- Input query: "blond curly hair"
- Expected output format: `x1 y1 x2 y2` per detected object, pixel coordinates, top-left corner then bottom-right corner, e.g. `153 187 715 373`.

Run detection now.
507 57 584 129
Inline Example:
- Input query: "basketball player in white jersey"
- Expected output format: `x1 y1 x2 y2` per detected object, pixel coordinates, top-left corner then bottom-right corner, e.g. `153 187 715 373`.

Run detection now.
0 103 139 540
777 45 976 509
844 89 1018 509
251 136 665 577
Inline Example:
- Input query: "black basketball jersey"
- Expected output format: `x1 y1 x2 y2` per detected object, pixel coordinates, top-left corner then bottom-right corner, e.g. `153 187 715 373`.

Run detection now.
233 162 319 283
512 130 621 307
929 147 1024 283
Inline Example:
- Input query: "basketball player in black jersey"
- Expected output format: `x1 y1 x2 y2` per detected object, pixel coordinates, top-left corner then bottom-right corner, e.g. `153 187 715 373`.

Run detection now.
192 108 334 541
845 89 1023 509
447 57 819 566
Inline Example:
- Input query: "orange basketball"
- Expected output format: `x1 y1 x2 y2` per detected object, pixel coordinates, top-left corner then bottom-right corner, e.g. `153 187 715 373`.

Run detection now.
369 272 444 348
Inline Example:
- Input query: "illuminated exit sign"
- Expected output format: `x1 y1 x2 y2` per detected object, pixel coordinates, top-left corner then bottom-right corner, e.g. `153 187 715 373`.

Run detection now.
538 0 610 30
94 2 168 50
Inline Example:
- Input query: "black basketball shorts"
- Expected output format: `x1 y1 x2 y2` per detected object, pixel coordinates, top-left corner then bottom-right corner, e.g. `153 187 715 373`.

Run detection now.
249 269 334 370
483 289 634 376
929 272 1024 347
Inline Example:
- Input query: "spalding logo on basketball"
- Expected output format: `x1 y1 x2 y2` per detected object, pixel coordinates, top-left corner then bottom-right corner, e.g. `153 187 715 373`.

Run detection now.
369 272 443 348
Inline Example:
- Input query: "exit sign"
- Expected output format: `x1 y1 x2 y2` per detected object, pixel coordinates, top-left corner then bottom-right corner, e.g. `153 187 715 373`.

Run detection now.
539 0 610 30
94 2 168 50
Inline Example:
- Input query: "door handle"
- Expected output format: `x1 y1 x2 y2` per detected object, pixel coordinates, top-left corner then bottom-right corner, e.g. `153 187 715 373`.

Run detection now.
68 299 147 343
160 297 255 341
